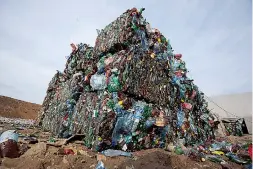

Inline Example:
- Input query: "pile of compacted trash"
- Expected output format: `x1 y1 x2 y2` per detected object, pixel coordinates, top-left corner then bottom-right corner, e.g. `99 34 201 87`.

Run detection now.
38 8 218 152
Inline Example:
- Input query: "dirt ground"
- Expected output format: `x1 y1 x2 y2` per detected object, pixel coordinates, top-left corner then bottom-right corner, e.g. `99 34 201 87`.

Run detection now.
0 96 41 119
0 145 246 169
0 97 251 169
0 123 251 169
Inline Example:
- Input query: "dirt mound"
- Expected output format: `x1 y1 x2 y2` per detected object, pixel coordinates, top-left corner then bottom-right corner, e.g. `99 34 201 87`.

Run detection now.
0 95 41 119
119 150 173 169
0 123 249 169
1 147 244 169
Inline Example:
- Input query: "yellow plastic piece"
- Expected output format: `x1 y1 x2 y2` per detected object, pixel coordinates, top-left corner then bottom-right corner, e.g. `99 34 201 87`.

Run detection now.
212 151 224 156
118 100 123 105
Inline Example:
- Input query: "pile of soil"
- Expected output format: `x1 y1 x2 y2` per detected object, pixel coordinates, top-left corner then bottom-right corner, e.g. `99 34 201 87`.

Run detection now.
0 124 248 169
1 146 245 169
0 96 41 119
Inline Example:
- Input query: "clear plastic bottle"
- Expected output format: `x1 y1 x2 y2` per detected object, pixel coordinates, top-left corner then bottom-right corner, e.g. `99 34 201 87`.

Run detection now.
131 106 144 132
96 161 106 169
102 149 132 157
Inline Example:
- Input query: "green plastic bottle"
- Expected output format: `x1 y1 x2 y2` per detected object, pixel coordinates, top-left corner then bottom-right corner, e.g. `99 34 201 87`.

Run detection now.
174 146 184 155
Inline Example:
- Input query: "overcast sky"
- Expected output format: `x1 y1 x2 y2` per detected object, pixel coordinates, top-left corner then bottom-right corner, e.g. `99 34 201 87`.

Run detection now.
0 0 252 104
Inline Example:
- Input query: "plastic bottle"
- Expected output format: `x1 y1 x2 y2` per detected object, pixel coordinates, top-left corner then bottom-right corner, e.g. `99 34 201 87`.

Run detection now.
153 42 160 54
205 155 224 163
131 105 144 132
102 149 132 157
174 146 184 155
145 117 155 129
226 152 248 164
244 164 252 169
96 161 106 169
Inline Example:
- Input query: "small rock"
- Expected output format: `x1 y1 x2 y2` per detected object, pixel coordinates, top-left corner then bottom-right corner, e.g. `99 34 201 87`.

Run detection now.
97 154 106 161
78 149 92 157
63 156 69 164
126 165 135 169
90 164 95 168
132 156 138 161
22 142 47 157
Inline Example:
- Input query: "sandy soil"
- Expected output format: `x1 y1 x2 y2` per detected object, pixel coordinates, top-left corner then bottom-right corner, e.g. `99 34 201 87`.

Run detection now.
0 124 250 169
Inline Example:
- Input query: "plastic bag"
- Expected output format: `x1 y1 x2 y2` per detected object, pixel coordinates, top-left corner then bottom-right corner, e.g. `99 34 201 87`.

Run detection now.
112 109 134 144
0 130 18 143
90 74 107 90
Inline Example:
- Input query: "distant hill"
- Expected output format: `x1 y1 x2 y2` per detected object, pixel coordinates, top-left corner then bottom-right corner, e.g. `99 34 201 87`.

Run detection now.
0 95 41 119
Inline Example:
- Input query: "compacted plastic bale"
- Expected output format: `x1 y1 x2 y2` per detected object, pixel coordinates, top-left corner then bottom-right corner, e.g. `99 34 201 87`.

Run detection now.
38 8 216 152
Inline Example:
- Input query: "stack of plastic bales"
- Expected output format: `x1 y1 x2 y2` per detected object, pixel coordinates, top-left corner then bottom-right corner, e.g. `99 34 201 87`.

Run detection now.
38 8 216 152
